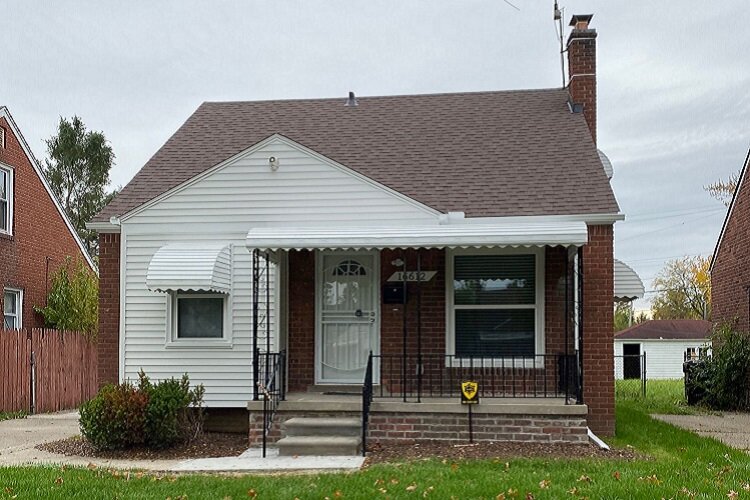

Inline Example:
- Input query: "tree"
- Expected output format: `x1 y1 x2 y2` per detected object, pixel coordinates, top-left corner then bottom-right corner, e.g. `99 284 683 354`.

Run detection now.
705 171 740 207
35 257 98 339
651 256 711 320
614 302 648 332
44 116 117 257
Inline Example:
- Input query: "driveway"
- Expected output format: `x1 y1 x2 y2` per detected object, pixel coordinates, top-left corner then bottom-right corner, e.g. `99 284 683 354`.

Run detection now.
653 413 750 451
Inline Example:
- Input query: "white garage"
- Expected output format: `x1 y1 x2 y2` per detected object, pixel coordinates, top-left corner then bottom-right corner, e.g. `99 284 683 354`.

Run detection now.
614 320 712 380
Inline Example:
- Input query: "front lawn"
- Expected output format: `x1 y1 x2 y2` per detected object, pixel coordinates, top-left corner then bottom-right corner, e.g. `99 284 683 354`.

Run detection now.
0 411 25 422
1 382 748 499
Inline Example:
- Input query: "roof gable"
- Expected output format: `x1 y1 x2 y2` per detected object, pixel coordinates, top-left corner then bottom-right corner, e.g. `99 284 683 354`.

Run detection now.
123 134 440 226
711 147 750 271
0 106 96 271
94 89 620 223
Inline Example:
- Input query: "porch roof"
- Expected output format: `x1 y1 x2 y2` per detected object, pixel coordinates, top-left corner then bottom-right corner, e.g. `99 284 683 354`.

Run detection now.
146 243 232 293
245 222 588 251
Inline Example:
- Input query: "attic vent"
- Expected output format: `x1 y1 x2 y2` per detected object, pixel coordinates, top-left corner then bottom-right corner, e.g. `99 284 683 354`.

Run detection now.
345 91 358 107
0 127 5 148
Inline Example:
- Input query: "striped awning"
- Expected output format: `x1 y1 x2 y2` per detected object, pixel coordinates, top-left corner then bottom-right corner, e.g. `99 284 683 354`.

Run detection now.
246 222 589 251
614 259 645 301
146 243 232 293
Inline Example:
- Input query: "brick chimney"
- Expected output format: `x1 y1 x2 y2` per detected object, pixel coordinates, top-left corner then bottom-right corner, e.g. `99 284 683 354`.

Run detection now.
567 14 597 144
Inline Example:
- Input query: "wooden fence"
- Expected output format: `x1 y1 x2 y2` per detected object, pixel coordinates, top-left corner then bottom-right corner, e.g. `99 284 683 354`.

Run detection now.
0 329 98 413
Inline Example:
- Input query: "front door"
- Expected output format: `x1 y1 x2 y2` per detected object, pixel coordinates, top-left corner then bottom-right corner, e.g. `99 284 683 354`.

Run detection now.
316 252 379 384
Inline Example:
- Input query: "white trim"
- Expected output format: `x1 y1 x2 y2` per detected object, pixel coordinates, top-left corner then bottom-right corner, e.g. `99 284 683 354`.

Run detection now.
86 221 121 233
453 213 625 225
0 163 13 236
165 291 233 349
0 107 97 272
118 226 126 382
315 250 380 384
3 287 23 330
119 134 442 223
711 147 750 272
445 247 546 366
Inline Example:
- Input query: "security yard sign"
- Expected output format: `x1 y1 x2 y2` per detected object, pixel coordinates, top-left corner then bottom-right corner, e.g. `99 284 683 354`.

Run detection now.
461 381 479 404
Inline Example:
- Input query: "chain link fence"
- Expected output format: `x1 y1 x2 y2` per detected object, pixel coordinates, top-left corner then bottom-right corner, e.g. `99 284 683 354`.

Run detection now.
614 353 646 398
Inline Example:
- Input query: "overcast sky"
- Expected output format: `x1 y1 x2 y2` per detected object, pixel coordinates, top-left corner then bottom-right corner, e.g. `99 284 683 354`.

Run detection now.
3 1 749 311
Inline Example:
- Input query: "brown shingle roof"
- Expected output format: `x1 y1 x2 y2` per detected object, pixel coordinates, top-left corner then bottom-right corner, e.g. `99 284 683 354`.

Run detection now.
615 320 712 341
94 88 620 222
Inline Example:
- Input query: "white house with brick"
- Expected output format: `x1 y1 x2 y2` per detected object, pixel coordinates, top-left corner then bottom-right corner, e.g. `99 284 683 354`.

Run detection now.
90 14 621 455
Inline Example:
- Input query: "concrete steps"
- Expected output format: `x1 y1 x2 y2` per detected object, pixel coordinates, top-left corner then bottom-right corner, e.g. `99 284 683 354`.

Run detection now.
277 417 362 456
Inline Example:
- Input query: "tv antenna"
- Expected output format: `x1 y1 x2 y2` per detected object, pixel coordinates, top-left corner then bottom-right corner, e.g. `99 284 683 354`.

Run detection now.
554 1 566 87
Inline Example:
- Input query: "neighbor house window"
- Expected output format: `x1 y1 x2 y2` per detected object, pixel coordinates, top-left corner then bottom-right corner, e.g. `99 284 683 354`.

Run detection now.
449 250 542 358
174 293 225 339
0 165 12 234
3 288 22 330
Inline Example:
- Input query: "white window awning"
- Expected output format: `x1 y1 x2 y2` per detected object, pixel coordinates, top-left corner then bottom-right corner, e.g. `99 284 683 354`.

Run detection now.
146 243 232 293
246 222 588 251
614 259 645 301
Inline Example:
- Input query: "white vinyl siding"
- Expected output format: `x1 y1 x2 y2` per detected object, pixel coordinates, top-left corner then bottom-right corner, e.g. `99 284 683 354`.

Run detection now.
121 138 439 407
614 339 712 379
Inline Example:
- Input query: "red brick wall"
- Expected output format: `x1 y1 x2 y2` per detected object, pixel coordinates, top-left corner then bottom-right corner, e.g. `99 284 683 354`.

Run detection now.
712 159 750 332
567 25 598 144
287 250 316 391
97 232 120 387
0 116 90 330
582 224 615 435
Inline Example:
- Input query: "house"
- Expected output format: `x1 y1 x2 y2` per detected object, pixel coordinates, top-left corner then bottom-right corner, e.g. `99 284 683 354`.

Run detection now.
89 14 620 453
614 320 712 380
0 107 95 331
711 148 750 331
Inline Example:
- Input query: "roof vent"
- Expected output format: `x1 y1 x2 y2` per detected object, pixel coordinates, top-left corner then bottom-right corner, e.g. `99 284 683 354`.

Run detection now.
567 97 584 114
345 91 358 107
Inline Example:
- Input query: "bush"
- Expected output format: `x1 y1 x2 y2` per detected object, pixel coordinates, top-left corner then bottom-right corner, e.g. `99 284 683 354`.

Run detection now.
687 323 750 410
79 382 148 450
138 371 206 449
79 372 205 451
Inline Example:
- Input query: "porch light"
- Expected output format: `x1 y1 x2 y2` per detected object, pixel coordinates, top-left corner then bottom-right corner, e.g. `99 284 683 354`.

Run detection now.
391 258 405 267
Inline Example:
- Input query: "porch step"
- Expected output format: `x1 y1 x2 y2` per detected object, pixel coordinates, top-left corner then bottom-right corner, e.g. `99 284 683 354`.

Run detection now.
277 436 362 456
307 385 362 395
283 417 361 437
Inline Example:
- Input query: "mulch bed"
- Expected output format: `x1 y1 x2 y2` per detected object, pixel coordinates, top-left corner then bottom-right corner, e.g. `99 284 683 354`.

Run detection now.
364 441 641 466
37 432 247 460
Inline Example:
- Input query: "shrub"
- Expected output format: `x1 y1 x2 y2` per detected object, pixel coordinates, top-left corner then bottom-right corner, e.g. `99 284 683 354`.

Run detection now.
138 371 206 449
79 382 148 450
35 257 98 339
687 323 750 410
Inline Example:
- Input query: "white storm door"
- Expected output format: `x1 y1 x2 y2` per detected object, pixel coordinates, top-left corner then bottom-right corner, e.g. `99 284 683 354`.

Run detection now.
316 252 379 384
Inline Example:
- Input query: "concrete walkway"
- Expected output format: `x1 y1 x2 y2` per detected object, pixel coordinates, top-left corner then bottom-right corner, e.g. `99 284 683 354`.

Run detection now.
653 413 750 451
0 412 364 473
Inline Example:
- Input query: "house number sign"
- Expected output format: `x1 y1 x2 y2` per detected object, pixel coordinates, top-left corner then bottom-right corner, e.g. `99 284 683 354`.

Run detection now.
387 271 437 282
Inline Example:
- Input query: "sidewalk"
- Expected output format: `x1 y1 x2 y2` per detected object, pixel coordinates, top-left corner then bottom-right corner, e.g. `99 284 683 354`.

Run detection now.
0 412 364 472
653 413 750 451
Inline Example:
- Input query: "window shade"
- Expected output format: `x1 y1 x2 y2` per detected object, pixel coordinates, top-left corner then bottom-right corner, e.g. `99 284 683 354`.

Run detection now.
454 254 535 305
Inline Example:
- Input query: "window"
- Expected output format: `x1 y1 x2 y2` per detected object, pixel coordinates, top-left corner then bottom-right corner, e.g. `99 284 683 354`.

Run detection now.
0 165 12 234
3 289 22 330
448 250 543 358
172 292 226 340
334 259 367 276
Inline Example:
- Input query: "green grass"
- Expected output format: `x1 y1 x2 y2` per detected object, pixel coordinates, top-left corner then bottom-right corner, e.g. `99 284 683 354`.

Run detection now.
0 384 748 499
616 378 702 415
0 411 26 422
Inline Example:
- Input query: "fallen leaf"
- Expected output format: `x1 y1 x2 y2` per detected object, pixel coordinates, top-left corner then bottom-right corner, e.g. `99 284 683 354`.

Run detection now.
391 479 399 485
54 477 63 485
744 483 750 491
247 489 257 498
539 480 550 489
496 494 506 500
525 493 535 500
567 487 579 495
451 463 459 471
334 491 343 498
577 475 591 483
728 492 738 499
406 484 417 492
612 471 621 481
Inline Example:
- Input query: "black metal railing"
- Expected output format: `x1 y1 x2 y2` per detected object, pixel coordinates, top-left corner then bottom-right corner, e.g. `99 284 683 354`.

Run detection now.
255 349 286 458
361 351 374 457
369 353 579 401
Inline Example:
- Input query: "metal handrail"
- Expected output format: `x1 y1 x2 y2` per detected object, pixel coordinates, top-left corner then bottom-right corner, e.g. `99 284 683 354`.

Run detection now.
256 349 286 458
361 351 374 457
369 353 579 401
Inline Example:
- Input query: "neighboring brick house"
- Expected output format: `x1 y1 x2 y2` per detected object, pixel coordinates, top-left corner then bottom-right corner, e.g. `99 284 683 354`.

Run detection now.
0 106 95 330
90 15 621 451
712 149 750 331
